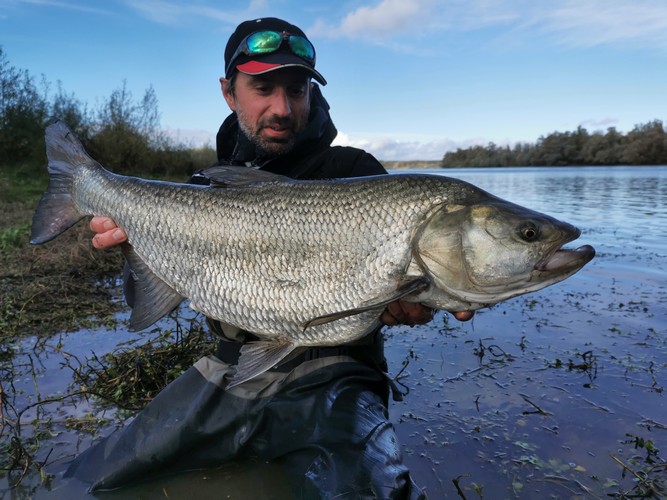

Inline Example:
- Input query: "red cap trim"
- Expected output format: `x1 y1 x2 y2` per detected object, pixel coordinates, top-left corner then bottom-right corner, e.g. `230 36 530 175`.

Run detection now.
236 61 283 74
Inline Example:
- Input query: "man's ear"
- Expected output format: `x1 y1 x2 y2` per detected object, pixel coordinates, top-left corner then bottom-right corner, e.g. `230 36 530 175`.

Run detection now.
220 77 236 111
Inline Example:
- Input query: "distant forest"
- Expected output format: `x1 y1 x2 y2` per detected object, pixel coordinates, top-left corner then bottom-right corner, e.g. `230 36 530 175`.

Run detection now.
442 121 667 167
2 46 665 174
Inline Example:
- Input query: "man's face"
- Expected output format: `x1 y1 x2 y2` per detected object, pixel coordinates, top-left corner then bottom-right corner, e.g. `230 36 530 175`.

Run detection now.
222 70 312 157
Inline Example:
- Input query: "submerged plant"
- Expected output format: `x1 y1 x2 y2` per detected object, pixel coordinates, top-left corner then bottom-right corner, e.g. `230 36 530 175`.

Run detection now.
610 434 666 498
70 316 216 412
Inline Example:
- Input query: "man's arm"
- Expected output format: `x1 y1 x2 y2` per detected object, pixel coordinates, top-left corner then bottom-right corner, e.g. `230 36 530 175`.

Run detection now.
89 216 473 323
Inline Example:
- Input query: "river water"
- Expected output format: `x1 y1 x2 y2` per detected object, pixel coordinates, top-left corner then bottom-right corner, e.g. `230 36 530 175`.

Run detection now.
3 165 666 498
384 165 667 498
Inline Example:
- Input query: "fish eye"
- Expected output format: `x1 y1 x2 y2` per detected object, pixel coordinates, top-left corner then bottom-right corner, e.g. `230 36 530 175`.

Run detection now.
519 223 539 241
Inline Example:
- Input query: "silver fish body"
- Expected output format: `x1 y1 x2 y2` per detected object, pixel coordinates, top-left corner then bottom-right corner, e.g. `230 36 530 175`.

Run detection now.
31 121 595 386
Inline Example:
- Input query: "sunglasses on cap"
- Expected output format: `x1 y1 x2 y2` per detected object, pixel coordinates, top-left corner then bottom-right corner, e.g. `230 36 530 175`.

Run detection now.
226 30 316 75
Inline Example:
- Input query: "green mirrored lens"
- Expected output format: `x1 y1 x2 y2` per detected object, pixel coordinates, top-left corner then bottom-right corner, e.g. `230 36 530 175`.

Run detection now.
246 31 282 53
288 36 314 59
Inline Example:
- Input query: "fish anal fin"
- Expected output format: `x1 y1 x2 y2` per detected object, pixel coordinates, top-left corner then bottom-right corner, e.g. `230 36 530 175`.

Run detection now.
226 340 297 388
303 277 432 329
122 244 184 331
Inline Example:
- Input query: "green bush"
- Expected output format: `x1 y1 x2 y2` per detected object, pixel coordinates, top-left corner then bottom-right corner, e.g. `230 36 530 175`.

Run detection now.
0 47 216 180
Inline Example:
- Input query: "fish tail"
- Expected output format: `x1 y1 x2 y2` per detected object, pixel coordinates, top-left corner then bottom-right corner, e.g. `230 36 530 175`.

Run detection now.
29 120 94 245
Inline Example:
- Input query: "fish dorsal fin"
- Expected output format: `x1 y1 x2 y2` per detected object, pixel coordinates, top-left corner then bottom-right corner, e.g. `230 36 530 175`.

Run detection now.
303 277 432 329
200 166 292 188
226 339 298 388
122 244 185 331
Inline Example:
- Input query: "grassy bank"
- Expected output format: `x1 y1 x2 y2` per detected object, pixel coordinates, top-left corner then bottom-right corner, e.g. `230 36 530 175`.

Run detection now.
0 166 124 340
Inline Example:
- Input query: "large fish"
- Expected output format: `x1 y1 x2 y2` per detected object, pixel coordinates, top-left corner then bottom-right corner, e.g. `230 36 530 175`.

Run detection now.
31 121 594 386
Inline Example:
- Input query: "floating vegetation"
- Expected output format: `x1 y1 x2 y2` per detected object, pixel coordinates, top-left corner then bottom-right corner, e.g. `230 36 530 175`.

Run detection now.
611 434 666 498
547 349 599 386
451 473 484 499
470 338 516 365
69 316 217 413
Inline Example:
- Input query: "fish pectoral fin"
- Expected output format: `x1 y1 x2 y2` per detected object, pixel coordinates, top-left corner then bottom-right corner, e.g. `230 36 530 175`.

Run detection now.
200 166 292 188
122 244 184 332
302 277 432 329
226 340 298 388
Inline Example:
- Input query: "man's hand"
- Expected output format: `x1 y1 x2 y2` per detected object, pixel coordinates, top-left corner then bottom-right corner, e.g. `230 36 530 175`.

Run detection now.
90 216 127 249
381 301 474 326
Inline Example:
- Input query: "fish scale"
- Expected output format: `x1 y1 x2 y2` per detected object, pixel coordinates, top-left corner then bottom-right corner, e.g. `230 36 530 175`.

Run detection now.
30 121 595 386
103 176 419 338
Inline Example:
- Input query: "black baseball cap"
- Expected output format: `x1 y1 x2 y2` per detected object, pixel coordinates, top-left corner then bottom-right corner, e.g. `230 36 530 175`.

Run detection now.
224 17 327 85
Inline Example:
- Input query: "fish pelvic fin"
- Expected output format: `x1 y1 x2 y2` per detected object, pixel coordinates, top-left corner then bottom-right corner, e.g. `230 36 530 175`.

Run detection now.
29 120 97 244
122 244 184 331
302 277 432 329
226 340 298 388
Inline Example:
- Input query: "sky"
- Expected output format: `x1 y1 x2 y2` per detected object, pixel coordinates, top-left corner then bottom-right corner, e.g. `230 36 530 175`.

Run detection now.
2 0 667 161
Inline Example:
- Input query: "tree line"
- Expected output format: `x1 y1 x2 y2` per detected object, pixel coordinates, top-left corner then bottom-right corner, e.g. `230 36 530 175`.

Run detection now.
0 47 215 178
4 46 665 173
442 121 667 167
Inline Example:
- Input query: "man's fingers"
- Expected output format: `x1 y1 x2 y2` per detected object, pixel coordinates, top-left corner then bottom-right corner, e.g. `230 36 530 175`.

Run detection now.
89 217 126 249
381 301 434 327
452 311 474 322
381 302 404 326
89 216 117 233
401 302 434 325
91 228 127 249
381 304 475 326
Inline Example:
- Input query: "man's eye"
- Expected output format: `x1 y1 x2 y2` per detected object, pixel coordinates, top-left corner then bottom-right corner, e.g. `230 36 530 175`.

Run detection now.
289 86 307 97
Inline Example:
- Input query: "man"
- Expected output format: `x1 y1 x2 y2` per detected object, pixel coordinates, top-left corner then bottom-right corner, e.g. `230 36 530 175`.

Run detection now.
69 17 472 497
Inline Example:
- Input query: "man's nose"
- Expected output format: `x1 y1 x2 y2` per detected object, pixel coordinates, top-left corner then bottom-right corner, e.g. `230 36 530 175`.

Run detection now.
269 88 291 116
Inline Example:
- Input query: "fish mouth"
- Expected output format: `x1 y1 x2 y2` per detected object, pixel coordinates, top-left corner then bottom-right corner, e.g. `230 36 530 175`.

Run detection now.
535 244 596 272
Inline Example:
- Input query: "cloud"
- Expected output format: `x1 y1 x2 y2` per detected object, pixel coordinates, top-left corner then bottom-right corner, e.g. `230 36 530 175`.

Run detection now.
337 0 436 39
312 0 667 50
309 0 513 41
123 0 233 25
529 0 667 49
310 0 443 52
578 117 619 132
122 0 268 27
333 132 489 161
163 126 215 148
14 0 113 16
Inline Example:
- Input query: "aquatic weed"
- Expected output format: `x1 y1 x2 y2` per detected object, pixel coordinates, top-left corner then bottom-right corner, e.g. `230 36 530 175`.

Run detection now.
610 434 666 498
70 316 216 412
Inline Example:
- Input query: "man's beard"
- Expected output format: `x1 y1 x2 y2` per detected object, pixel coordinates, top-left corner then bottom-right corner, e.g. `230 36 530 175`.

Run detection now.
236 109 307 157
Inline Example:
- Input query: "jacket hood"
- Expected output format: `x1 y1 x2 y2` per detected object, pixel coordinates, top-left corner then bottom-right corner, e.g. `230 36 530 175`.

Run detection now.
215 83 338 168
